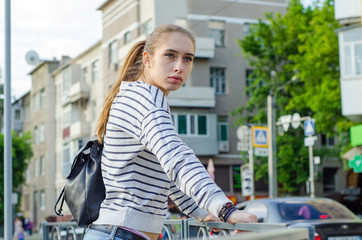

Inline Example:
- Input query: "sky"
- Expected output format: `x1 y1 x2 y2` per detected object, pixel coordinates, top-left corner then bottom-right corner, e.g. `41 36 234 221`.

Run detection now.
0 0 314 100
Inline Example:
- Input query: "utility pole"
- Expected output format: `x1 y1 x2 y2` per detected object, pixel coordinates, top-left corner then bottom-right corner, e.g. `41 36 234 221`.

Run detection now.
4 0 13 239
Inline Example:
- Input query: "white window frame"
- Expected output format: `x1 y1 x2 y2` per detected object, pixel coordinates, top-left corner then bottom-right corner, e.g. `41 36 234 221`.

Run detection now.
39 123 45 142
339 27 362 78
172 113 208 136
40 155 45 176
40 88 46 109
208 20 225 47
210 67 226 95
109 40 118 67
34 158 39 177
217 122 229 142
62 67 71 94
33 126 38 145
62 143 71 178
92 60 99 83
40 190 45 210
33 93 38 112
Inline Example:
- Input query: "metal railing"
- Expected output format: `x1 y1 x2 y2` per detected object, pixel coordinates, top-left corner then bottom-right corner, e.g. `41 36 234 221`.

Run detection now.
41 219 310 240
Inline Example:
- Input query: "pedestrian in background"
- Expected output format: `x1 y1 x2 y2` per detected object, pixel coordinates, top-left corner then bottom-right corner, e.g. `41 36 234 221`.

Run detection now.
83 24 257 240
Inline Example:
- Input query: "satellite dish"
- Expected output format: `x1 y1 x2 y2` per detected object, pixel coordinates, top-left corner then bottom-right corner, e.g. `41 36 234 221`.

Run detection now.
25 50 40 65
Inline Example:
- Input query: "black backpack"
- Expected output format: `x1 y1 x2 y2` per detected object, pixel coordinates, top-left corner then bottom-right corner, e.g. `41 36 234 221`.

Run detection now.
54 138 105 227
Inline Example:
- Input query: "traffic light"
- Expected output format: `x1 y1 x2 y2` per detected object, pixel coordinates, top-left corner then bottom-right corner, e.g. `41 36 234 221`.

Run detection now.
241 164 254 197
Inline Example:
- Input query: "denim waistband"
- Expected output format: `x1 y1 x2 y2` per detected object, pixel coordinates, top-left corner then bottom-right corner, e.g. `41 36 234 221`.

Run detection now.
89 224 147 240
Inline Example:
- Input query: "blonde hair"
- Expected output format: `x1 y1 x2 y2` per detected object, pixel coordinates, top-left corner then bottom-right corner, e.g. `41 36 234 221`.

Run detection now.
96 24 195 143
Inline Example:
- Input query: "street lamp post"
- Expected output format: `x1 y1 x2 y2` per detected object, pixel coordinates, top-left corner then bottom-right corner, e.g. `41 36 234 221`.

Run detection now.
267 95 278 198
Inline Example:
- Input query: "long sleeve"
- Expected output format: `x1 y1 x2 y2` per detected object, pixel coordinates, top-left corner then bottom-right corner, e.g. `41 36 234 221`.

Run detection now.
139 107 231 218
168 181 208 222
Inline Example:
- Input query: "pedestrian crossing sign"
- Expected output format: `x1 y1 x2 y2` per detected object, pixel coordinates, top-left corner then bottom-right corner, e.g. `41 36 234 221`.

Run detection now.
252 126 269 148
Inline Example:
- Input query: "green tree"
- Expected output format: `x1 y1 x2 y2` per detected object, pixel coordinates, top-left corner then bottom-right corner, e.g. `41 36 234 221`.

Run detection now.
233 0 354 194
0 131 33 225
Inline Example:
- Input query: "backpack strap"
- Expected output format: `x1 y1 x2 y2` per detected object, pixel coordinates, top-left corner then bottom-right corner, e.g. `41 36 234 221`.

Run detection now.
54 187 65 216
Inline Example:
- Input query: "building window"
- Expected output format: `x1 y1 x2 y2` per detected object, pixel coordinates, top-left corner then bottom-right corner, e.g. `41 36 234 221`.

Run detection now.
63 143 71 178
33 126 38 145
210 67 226 94
172 113 208 136
143 19 153 37
217 117 228 142
124 32 131 45
82 67 87 83
92 60 99 83
24 105 30 121
40 156 45 176
323 168 338 192
32 93 38 112
39 123 45 142
40 190 45 210
14 109 21 120
109 40 118 68
62 67 71 94
321 134 335 147
62 106 71 128
208 20 225 47
34 158 39 177
26 168 30 182
40 88 45 108
340 27 362 77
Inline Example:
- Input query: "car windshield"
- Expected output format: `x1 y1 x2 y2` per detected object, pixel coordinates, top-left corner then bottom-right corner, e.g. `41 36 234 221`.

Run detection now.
278 199 357 221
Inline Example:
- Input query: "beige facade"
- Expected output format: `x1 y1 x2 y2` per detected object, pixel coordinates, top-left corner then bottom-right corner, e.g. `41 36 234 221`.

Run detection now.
21 61 59 229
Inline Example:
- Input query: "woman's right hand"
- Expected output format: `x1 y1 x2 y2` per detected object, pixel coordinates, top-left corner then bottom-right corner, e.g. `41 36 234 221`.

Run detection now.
226 209 257 224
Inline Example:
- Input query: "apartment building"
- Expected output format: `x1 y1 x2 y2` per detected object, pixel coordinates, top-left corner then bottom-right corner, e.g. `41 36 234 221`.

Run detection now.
335 0 362 198
20 60 59 229
19 0 291 225
52 41 103 218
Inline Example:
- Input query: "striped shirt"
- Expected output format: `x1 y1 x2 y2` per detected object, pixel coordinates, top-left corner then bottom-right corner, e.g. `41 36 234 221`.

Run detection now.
94 81 231 233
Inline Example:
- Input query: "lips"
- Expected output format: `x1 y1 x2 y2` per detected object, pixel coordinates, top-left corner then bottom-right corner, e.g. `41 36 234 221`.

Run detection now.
169 76 182 82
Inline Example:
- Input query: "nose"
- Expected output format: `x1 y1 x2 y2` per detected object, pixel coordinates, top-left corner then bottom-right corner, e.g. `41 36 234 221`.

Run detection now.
173 58 183 73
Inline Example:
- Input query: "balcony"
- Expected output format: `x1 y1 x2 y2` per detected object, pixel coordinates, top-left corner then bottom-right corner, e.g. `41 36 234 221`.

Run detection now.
335 0 361 23
195 37 215 58
62 82 89 105
168 86 215 108
341 77 362 121
70 121 90 139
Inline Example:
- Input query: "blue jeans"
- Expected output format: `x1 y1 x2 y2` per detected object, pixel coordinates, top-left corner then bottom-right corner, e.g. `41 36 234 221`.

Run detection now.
83 227 150 240
84 229 127 240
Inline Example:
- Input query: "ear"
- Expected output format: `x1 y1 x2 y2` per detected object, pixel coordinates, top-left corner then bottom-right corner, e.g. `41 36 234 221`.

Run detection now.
143 51 151 67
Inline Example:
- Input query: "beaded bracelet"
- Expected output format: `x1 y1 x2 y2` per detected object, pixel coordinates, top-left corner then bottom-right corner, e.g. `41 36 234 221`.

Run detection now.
218 202 237 222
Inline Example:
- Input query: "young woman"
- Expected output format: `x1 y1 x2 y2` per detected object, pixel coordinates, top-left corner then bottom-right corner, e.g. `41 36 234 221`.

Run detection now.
84 24 257 240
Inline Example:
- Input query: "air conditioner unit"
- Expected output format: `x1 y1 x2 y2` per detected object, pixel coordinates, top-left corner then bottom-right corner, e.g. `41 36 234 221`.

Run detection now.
219 142 230 152
112 63 118 71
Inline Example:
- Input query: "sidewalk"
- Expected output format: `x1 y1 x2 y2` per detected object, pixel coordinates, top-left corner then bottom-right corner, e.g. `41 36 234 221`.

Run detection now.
25 232 42 240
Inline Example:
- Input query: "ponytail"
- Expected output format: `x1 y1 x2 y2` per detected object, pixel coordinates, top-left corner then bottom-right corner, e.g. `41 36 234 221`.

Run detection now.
96 40 145 143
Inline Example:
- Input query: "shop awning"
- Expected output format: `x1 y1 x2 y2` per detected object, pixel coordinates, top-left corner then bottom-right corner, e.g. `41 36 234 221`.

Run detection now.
342 146 362 160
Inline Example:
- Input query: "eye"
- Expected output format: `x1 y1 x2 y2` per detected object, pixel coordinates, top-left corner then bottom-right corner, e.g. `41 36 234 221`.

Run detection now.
165 53 175 58
184 56 193 62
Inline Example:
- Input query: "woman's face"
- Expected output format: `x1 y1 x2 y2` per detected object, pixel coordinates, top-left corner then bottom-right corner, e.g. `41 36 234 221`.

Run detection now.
142 32 195 96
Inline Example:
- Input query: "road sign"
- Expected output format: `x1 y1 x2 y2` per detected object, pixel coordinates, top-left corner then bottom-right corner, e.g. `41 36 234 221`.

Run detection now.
241 164 254 197
279 115 292 132
254 147 268 156
237 141 249 152
237 125 249 141
252 126 268 148
304 136 317 146
291 113 301 129
304 119 315 136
